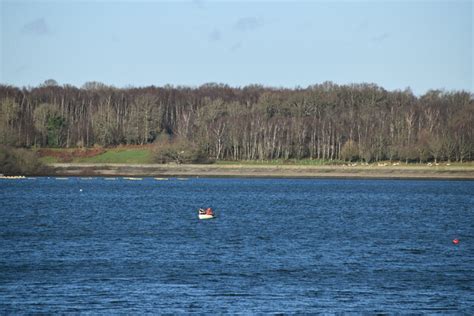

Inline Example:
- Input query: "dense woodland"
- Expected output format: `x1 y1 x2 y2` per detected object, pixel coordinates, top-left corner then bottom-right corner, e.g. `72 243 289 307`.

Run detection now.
0 80 473 163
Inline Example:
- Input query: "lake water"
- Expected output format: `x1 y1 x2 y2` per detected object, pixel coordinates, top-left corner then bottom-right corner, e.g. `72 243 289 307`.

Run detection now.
1 177 473 313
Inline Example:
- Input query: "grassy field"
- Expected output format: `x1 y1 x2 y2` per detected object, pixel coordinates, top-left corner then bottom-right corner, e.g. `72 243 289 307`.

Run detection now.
38 147 153 164
20 146 474 178
74 148 152 164
36 146 473 168
39 156 60 164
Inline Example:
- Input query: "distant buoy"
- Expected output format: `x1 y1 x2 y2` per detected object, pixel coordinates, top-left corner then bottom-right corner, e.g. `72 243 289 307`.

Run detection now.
452 239 459 245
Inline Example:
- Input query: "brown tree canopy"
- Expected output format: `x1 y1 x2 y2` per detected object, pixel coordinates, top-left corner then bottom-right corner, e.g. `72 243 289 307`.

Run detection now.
0 82 472 162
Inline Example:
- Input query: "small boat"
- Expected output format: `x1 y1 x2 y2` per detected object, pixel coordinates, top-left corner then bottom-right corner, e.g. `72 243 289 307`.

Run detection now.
198 208 216 220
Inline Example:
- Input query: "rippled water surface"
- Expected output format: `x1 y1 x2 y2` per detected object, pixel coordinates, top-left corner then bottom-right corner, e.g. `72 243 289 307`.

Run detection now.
1 177 473 313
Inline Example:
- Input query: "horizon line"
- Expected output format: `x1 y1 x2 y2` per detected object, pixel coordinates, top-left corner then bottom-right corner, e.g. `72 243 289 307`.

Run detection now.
1 80 472 96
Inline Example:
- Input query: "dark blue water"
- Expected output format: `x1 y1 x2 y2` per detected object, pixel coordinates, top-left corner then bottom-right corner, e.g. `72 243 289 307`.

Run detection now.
1 177 473 313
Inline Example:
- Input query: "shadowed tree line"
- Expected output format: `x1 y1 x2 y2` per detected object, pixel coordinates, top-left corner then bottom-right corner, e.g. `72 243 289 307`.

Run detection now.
0 80 472 163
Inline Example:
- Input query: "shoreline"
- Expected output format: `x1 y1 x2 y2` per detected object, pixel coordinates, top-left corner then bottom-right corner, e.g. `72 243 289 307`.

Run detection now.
44 163 474 180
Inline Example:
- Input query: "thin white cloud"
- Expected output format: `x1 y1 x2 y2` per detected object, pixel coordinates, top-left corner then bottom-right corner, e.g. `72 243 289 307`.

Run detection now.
234 17 263 32
209 28 221 42
371 32 390 43
21 18 51 36
192 0 205 9
230 41 242 52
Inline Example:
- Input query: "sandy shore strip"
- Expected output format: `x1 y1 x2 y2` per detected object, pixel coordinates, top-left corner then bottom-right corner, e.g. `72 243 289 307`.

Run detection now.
46 163 474 180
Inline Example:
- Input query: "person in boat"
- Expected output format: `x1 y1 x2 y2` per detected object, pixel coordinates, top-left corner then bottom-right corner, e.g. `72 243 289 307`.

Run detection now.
205 208 214 216
199 208 206 215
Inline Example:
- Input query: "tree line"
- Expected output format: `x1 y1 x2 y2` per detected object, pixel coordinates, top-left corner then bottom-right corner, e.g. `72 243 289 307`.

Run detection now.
0 80 472 163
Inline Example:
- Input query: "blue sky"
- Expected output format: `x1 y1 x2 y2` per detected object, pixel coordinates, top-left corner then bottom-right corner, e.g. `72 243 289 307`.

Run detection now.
1 0 472 94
